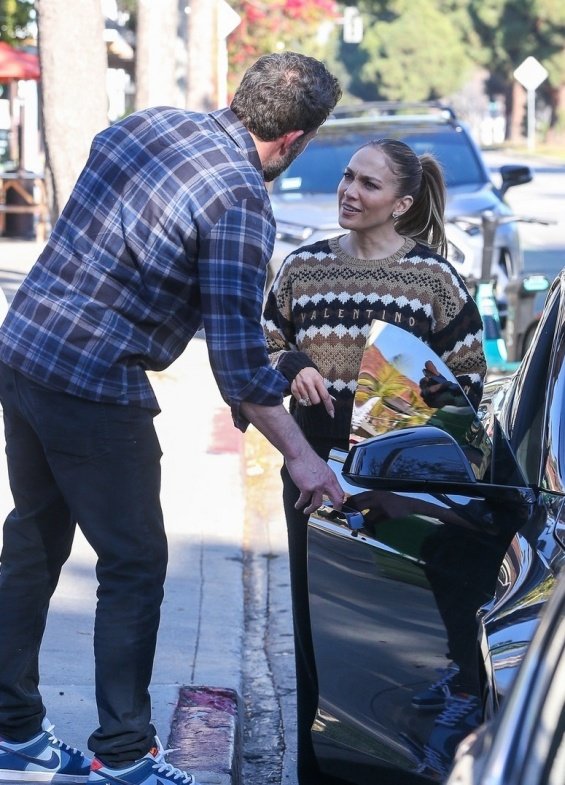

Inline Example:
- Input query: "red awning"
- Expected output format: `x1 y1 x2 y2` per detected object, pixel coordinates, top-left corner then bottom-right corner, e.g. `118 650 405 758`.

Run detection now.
0 41 40 82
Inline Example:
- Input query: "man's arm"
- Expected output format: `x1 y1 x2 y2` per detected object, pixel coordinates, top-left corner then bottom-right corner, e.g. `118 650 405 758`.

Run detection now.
240 400 344 515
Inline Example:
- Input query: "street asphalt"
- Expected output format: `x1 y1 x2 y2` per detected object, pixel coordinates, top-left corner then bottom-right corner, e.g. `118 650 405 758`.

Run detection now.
0 236 297 785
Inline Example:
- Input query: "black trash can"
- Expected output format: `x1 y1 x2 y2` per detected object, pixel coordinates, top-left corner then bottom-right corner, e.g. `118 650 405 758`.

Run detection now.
4 174 35 239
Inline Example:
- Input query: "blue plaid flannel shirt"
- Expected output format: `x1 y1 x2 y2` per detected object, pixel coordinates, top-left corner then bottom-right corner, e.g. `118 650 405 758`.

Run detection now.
0 106 288 429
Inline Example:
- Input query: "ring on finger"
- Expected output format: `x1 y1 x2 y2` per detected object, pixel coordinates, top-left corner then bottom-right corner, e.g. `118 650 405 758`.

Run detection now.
299 397 311 407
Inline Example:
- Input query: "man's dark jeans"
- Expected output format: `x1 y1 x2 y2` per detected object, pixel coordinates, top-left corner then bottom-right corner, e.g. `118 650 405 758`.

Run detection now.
0 361 166 765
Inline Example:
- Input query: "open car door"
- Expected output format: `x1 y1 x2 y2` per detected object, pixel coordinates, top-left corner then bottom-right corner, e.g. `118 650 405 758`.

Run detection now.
307 322 535 785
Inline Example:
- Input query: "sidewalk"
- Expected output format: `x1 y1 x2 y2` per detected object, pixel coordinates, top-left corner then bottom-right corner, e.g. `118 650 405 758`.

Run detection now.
0 236 292 784
0 335 250 784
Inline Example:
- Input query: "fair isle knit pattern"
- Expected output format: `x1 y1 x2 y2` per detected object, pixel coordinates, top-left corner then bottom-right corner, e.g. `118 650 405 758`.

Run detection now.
262 235 487 444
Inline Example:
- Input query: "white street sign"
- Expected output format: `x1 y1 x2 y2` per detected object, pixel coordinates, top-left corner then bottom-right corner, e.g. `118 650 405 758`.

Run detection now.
217 0 241 39
513 57 549 151
513 56 548 91
343 7 363 44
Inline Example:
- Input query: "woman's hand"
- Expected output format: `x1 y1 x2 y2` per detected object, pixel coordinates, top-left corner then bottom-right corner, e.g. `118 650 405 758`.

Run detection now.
291 368 335 419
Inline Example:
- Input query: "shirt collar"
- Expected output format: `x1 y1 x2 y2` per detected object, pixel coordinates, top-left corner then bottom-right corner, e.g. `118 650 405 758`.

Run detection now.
210 107 263 175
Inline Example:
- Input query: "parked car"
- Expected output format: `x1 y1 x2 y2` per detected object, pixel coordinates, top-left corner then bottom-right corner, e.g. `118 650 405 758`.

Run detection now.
305 268 565 784
446 571 564 785
269 102 535 356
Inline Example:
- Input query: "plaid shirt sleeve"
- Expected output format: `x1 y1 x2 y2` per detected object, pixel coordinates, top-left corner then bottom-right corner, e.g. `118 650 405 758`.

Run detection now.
0 107 288 426
199 196 288 430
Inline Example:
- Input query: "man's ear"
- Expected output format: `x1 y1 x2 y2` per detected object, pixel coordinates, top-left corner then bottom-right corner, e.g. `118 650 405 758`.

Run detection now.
278 129 305 155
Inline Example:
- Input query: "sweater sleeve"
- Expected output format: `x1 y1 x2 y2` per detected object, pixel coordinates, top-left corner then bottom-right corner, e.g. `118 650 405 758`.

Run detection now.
261 258 318 388
429 268 487 411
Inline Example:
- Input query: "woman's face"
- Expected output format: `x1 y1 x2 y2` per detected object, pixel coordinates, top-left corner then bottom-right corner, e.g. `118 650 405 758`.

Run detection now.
337 146 404 232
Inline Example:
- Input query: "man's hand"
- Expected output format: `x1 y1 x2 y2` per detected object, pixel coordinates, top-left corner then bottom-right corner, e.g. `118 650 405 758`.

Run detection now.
239 400 344 515
285 452 344 515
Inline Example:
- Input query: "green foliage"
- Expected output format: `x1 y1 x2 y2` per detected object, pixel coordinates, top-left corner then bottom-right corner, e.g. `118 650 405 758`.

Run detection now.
340 0 478 101
335 0 565 131
221 0 565 115
362 3 474 100
0 0 35 42
470 0 565 83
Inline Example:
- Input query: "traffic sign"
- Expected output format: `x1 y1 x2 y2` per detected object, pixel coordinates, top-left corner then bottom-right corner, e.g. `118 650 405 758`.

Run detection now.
513 56 548 91
343 7 363 44
217 0 241 38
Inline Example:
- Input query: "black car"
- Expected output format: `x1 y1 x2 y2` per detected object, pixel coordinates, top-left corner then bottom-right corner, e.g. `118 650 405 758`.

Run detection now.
306 269 565 784
446 572 564 785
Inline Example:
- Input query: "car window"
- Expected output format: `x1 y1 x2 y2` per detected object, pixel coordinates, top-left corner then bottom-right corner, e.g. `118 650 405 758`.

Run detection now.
275 132 370 195
400 130 486 188
273 126 487 195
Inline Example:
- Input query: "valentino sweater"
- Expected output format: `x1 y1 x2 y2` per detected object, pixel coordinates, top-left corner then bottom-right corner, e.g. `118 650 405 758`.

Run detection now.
262 235 487 447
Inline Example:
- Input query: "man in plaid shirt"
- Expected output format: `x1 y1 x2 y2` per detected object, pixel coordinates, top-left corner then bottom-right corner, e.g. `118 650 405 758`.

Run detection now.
0 52 342 785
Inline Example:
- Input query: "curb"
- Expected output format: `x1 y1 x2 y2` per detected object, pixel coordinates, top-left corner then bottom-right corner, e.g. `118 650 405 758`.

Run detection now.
168 686 242 785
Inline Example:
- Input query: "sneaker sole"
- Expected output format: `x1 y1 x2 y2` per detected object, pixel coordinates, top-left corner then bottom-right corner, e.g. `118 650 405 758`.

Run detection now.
411 700 447 712
0 772 89 784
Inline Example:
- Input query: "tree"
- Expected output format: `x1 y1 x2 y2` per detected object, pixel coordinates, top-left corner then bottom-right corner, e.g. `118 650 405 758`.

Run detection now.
338 0 479 103
362 3 473 101
469 0 565 140
36 0 108 219
0 0 35 43
227 0 339 96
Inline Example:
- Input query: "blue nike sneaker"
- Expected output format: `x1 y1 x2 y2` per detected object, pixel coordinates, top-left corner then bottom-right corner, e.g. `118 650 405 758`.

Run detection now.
88 737 198 785
411 662 460 711
0 717 91 783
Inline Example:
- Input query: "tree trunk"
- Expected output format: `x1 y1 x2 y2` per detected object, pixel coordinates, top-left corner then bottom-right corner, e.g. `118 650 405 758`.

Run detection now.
185 0 217 111
36 0 108 221
546 84 565 144
508 79 526 143
135 0 179 110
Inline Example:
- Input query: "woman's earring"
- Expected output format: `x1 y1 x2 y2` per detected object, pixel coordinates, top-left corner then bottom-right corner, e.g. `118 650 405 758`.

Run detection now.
392 211 400 219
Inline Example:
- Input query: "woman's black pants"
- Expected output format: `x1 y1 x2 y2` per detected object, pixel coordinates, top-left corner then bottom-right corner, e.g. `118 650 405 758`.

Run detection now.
281 434 349 785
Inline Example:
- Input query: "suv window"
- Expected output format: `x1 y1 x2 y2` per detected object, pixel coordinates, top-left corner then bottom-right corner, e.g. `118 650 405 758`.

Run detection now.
273 125 487 195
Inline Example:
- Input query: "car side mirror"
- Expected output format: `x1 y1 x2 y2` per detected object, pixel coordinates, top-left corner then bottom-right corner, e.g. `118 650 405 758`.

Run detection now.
343 425 478 489
499 164 533 197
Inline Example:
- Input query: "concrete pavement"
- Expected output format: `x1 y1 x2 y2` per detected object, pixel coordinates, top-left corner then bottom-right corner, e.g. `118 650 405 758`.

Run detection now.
0 236 297 785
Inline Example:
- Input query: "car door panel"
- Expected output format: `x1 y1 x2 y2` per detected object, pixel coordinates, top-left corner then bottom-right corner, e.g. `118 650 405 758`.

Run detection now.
306 321 537 783
308 477 532 781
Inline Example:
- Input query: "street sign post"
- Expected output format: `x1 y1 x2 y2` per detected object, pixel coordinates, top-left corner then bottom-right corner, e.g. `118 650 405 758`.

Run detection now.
513 56 548 151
